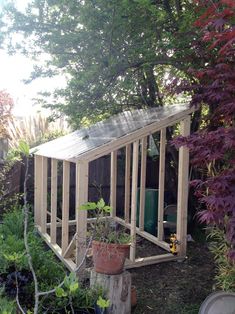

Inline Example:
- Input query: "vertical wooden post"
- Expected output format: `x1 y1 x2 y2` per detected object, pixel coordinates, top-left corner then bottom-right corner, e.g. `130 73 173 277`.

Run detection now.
157 128 166 240
62 161 70 255
76 161 89 270
50 158 58 244
124 144 131 223
34 155 42 226
110 150 117 217
130 141 139 262
176 116 190 257
40 157 48 234
139 137 147 231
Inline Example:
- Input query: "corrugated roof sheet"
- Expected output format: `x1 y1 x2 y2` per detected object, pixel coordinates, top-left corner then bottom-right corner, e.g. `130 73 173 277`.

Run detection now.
33 104 193 162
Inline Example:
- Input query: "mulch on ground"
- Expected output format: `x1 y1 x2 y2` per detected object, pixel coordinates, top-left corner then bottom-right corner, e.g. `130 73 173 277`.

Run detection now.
130 242 215 314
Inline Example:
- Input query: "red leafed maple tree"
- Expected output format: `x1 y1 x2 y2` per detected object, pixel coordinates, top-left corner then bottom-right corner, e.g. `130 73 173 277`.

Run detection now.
174 0 235 259
0 90 14 138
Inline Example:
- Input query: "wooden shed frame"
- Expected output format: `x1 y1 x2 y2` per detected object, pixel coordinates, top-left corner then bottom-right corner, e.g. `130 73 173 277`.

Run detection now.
33 104 194 272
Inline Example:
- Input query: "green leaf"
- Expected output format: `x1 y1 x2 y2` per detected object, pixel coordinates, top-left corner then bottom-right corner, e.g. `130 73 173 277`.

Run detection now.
103 205 112 213
69 282 79 293
18 140 30 157
80 202 97 210
97 198 105 210
55 287 67 298
3 252 24 262
97 296 110 309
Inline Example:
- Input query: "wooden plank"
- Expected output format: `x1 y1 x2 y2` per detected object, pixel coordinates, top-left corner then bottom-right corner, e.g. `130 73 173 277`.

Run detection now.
110 150 117 217
130 141 139 262
40 157 48 234
125 253 180 269
157 128 166 240
34 155 42 226
176 116 191 257
79 106 195 162
37 227 76 272
62 161 70 255
139 137 147 231
76 161 89 270
124 144 131 223
46 219 76 227
90 270 131 314
63 233 77 258
50 158 58 244
115 216 170 252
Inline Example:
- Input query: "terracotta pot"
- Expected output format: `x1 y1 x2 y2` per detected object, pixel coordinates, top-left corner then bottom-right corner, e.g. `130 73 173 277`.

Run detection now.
92 240 130 275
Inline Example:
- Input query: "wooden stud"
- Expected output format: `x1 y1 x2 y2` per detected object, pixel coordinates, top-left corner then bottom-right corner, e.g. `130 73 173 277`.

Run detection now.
50 158 58 244
62 161 70 255
139 137 147 231
110 150 117 217
157 128 166 240
34 155 42 226
124 144 131 223
40 157 48 234
176 116 191 257
76 161 89 270
130 141 139 262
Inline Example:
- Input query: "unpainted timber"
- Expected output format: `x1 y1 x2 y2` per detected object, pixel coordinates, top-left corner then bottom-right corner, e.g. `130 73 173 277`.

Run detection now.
37 227 76 272
157 128 166 240
110 151 117 217
115 216 170 252
130 141 139 262
139 136 147 231
125 253 181 269
50 158 58 244
176 116 190 257
124 144 131 223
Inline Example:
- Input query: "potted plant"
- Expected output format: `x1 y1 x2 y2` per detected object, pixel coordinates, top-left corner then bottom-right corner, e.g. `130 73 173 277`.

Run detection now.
80 199 131 275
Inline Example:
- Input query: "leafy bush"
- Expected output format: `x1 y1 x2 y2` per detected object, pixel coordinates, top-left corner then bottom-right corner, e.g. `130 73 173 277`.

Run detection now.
0 208 106 313
208 228 235 292
0 291 16 314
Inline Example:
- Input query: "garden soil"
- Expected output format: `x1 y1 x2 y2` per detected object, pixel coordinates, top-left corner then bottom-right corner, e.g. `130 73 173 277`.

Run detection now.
130 241 215 314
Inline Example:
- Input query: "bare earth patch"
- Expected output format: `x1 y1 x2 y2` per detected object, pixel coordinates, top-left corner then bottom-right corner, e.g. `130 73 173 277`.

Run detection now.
130 242 215 314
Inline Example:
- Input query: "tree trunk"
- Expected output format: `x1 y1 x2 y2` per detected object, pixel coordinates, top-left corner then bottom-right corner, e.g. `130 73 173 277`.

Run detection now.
90 270 131 314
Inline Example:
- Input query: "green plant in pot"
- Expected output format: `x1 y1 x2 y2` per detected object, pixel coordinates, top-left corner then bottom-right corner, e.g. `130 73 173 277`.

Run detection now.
80 199 131 275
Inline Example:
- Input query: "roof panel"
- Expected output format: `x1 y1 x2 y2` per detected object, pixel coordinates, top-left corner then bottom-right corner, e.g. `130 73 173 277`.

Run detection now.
33 104 193 161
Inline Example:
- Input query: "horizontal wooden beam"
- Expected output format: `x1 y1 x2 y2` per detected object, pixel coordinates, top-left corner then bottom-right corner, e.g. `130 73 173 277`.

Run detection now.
46 219 76 227
115 217 170 252
125 253 180 269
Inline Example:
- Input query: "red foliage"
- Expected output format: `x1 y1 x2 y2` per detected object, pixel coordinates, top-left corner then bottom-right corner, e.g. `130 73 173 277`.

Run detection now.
174 0 235 258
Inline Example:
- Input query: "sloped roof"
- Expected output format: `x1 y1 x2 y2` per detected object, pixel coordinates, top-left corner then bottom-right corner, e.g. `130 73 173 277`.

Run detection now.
33 104 193 162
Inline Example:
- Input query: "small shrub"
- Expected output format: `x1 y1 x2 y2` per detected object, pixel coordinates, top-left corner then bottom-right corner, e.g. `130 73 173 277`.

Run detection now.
208 228 235 292
0 208 106 313
0 292 16 314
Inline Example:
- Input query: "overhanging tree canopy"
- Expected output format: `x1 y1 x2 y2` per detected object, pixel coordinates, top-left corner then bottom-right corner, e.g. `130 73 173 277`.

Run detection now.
1 0 202 126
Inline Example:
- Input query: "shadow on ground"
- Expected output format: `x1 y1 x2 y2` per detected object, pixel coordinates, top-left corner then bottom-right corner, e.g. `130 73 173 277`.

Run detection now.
131 242 215 314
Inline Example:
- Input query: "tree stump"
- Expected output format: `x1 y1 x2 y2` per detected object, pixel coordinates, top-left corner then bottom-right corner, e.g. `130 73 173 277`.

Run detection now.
90 270 131 314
